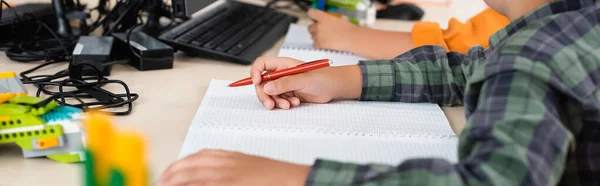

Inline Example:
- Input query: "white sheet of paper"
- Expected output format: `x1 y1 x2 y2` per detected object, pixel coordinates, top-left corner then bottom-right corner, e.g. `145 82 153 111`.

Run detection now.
179 79 458 165
278 24 368 66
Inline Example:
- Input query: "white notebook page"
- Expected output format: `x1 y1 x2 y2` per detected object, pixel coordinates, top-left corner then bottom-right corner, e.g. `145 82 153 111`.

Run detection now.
179 79 458 165
278 24 368 66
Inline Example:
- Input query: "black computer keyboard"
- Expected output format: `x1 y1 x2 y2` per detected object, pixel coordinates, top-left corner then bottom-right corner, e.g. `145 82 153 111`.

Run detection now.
159 1 298 64
1 3 53 26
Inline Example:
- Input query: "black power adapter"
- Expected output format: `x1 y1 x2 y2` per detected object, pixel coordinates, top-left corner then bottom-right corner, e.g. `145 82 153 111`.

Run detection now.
72 36 115 76
112 32 174 71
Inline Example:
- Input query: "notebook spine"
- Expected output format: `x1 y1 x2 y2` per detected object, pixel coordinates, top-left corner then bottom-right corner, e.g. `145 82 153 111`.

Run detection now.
281 46 356 56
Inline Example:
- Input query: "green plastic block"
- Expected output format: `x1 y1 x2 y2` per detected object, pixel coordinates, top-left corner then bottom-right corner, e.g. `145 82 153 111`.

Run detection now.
1 125 64 149
0 103 31 116
324 0 367 9
0 114 45 130
109 169 125 186
48 152 84 163
84 150 98 186
8 96 59 115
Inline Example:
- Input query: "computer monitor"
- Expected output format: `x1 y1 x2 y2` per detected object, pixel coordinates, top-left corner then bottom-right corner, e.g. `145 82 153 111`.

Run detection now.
172 0 226 18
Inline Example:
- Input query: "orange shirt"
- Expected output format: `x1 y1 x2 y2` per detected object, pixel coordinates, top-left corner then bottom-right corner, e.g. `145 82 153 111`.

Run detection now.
411 8 510 53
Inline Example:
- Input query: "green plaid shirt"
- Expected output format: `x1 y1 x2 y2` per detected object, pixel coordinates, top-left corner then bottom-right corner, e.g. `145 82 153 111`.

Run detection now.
306 0 600 185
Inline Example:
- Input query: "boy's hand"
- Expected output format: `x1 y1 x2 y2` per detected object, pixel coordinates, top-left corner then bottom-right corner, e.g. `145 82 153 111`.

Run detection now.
251 56 362 110
308 9 361 52
157 150 311 186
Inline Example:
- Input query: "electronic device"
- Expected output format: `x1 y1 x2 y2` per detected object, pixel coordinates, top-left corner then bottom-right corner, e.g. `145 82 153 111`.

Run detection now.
0 3 54 26
51 0 72 38
72 36 115 76
161 0 298 64
0 3 56 44
376 4 424 21
113 32 174 71
172 0 214 18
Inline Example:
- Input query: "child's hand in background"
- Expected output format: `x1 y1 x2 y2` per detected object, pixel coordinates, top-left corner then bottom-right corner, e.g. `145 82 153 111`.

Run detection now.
307 9 414 60
308 9 361 52
251 56 362 110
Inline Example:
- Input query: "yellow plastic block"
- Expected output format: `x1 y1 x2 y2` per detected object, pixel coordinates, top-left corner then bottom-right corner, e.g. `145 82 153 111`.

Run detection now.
37 137 60 149
84 112 115 183
111 130 148 186
0 93 16 103
0 72 16 79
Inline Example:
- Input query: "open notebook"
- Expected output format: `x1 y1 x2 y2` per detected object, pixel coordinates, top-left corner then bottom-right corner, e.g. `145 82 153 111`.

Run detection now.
179 79 458 165
277 24 368 66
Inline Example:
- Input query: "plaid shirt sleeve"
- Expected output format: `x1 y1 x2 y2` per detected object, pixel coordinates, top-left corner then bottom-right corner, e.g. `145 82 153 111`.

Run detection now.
305 45 571 185
357 45 484 106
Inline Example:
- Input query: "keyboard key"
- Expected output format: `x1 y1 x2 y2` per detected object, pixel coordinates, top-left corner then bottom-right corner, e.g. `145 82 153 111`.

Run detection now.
206 21 248 46
172 13 229 41
227 25 270 55
164 2 298 64
267 14 285 25
216 19 262 51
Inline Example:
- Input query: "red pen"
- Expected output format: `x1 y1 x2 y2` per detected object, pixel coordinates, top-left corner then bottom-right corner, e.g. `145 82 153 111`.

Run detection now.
228 59 332 87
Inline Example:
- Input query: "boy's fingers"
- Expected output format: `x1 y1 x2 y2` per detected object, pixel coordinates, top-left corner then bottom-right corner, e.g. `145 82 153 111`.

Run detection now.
281 94 301 107
271 95 291 109
255 84 275 110
287 96 301 107
251 56 301 85
263 75 309 96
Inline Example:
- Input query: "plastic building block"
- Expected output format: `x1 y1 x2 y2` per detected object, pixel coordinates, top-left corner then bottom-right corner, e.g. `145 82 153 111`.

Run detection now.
9 96 59 115
84 113 148 186
40 106 82 122
48 152 86 163
37 137 60 149
0 95 85 163
311 0 376 25
0 72 27 103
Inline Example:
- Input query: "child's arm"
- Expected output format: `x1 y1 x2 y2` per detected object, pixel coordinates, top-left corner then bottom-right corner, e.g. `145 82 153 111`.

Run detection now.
250 45 478 110
306 68 567 186
308 9 414 59
308 8 509 59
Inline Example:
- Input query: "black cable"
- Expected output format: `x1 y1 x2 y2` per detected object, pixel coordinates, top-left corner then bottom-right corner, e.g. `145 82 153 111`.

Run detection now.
0 1 21 22
20 60 139 115
4 9 76 63
84 1 122 35
126 24 145 59
5 0 148 116
103 0 143 35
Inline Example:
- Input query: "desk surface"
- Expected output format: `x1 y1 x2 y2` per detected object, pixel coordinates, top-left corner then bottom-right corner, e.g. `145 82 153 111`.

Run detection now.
1 1 472 185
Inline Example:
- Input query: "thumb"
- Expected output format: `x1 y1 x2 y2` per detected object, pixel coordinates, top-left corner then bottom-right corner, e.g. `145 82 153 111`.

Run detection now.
263 75 309 96
308 8 330 22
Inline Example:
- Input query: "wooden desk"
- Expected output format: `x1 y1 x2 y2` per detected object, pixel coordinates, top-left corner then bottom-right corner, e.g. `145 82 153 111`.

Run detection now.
0 2 470 185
